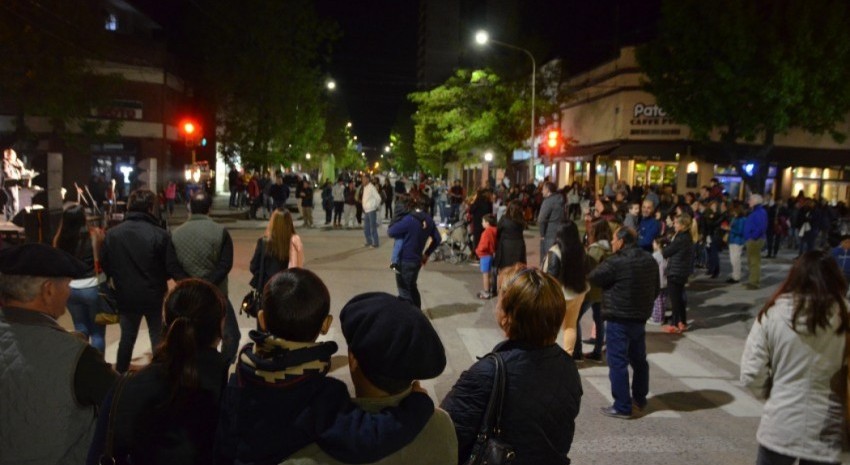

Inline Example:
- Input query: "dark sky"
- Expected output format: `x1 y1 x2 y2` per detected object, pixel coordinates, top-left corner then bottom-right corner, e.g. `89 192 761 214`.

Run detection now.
315 0 419 151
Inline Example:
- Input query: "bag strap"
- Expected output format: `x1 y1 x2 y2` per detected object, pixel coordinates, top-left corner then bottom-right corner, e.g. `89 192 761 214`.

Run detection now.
475 352 506 441
257 238 266 291
100 372 133 465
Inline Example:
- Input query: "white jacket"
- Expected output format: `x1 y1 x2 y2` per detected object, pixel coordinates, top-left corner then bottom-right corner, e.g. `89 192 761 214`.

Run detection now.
361 182 382 213
740 294 846 462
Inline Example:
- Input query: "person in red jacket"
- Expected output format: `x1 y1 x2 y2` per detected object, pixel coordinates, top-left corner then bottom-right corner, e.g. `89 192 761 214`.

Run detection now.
475 214 498 299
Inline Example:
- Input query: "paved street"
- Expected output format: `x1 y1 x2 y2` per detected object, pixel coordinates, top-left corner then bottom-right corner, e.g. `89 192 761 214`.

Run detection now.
55 206 849 465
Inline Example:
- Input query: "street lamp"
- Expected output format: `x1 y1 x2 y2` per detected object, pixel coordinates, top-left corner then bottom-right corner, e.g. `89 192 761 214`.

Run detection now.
475 29 536 182
482 151 494 188
306 153 311 160
326 80 336 91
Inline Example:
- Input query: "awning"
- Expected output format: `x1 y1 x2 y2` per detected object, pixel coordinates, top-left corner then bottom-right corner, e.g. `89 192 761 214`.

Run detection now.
561 142 620 162
607 141 691 161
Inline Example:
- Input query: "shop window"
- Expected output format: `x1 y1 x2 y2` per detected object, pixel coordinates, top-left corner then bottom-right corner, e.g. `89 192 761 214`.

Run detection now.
822 167 842 180
793 167 822 179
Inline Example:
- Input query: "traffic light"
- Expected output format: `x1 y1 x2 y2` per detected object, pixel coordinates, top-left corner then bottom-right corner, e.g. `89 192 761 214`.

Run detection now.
538 128 563 157
179 119 201 147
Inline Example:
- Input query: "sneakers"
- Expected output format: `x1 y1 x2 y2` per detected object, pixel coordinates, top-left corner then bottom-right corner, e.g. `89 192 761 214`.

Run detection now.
599 406 631 419
477 291 492 300
389 263 400 274
662 325 680 334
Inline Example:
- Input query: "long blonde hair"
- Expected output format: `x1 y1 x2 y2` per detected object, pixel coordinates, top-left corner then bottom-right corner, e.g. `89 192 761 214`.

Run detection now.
265 210 294 262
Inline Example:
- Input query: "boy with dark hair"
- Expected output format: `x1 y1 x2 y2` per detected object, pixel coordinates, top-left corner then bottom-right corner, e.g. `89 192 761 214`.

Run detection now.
475 214 497 299
216 269 434 464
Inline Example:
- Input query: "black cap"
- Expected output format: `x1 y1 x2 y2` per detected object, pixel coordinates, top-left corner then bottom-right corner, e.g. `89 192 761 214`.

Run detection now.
341 292 446 381
0 243 87 278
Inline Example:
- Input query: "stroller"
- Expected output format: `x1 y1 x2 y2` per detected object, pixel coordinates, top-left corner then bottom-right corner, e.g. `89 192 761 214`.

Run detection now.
434 220 472 264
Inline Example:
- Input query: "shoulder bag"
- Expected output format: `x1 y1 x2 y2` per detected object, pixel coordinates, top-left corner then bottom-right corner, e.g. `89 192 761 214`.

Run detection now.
241 239 266 318
464 352 516 465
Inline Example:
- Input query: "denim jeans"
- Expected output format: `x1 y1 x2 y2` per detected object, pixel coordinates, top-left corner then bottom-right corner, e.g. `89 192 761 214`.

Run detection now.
606 320 649 414
364 210 379 246
396 260 422 308
391 239 403 264
67 285 106 353
574 300 604 357
438 201 448 222
756 445 838 465
117 309 162 373
449 203 460 223
221 299 241 365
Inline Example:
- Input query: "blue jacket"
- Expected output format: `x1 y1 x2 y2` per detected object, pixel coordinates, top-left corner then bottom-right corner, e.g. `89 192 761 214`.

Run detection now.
831 246 850 281
729 217 747 245
637 217 661 252
441 340 582 465
745 205 768 241
387 210 441 262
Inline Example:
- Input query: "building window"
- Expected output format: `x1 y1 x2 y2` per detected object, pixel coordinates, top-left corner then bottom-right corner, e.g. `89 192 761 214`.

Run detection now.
105 13 118 31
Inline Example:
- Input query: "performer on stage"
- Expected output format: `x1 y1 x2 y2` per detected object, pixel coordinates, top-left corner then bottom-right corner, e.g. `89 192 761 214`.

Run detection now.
3 148 36 220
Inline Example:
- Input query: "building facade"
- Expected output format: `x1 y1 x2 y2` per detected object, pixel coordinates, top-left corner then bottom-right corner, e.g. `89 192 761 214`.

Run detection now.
548 46 850 202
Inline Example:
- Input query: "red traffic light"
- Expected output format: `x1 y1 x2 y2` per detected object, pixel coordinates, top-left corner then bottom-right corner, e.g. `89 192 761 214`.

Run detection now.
180 119 200 137
183 122 195 135
547 130 560 148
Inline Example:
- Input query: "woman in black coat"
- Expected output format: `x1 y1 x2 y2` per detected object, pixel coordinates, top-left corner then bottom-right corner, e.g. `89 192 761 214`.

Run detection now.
87 280 228 465
441 264 582 465
495 200 527 270
469 188 493 258
662 213 695 334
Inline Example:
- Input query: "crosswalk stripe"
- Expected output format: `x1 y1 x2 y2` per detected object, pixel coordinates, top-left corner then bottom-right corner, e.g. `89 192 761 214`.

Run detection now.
582 376 681 418
678 378 764 417
648 352 717 378
685 333 746 367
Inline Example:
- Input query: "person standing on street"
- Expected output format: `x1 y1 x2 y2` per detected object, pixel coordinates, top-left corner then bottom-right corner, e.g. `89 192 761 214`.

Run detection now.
662 214 695 334
361 175 382 248
332 176 345 229
448 179 464 223
589 226 659 419
171 191 241 364
102 189 188 373
300 179 314 228
387 197 442 308
745 194 768 290
536 181 565 266
637 200 661 252
0 244 118 465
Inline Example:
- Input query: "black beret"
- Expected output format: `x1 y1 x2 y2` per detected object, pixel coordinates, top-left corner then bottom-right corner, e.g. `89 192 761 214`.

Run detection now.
341 292 446 381
0 243 87 278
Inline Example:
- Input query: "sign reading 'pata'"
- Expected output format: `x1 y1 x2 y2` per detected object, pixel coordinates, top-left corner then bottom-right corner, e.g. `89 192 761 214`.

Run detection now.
632 103 677 125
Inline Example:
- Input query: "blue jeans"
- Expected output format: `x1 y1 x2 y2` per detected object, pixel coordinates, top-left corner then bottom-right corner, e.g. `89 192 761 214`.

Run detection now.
117 308 162 373
221 299 241 365
449 203 460 223
606 320 649 414
67 285 106 353
438 201 448 222
364 210 379 246
396 260 422 308
391 239 403 264
575 300 604 356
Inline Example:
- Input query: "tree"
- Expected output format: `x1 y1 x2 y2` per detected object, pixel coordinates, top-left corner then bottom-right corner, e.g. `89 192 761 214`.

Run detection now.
0 0 123 148
192 0 338 169
637 0 850 193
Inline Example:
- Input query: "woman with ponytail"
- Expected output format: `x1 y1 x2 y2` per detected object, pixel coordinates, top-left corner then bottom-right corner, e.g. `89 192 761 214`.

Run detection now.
87 279 228 465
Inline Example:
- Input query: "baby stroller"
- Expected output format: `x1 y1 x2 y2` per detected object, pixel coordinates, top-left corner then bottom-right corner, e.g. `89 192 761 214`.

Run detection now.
434 220 472 264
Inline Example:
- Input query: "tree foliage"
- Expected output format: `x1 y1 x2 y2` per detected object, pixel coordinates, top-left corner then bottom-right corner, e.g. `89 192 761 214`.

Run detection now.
637 0 850 192
409 67 563 176
0 0 123 148
193 0 337 169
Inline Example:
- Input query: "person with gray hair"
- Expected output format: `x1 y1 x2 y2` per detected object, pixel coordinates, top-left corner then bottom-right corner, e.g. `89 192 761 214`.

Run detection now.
536 181 565 265
0 243 118 464
745 194 768 289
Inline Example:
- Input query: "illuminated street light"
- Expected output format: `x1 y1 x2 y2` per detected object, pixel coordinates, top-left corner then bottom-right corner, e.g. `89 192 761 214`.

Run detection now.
306 153 311 160
384 145 390 153
326 80 336 91
346 122 352 128
484 151 494 162
353 136 358 141
475 30 489 45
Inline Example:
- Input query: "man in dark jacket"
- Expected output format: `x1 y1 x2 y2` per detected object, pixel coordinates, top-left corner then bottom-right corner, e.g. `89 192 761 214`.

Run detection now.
745 194 768 290
536 181 565 266
588 226 659 419
102 189 187 373
387 198 442 309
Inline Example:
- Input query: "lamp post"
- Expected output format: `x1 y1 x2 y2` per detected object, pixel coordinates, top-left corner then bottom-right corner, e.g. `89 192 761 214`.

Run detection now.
483 151 494 188
475 30 536 183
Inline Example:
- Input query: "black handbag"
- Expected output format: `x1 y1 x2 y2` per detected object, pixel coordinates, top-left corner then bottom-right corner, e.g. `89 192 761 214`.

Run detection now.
241 239 266 318
464 352 516 465
94 276 120 325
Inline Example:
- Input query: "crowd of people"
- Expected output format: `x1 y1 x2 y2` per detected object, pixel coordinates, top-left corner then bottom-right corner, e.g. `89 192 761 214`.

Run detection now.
3 168 850 464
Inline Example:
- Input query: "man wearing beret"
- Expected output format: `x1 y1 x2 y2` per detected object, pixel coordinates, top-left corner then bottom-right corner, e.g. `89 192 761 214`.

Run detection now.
284 292 457 464
102 189 187 373
387 197 442 308
0 243 118 464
